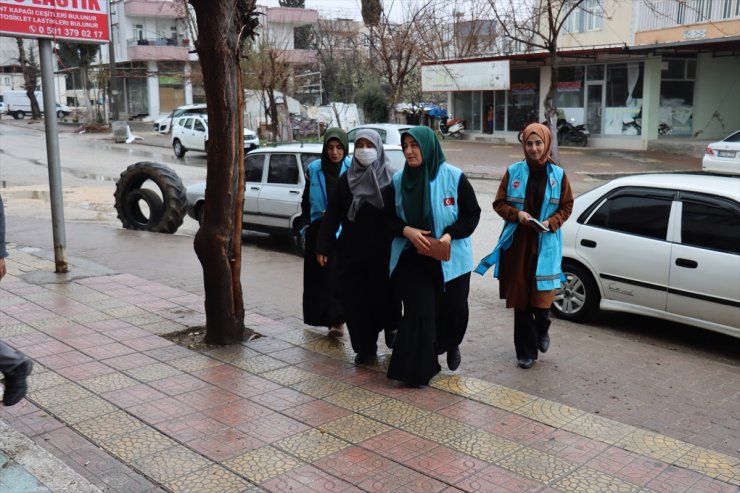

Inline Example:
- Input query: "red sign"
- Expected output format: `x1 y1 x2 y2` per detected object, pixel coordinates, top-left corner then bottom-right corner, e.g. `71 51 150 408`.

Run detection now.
0 0 109 43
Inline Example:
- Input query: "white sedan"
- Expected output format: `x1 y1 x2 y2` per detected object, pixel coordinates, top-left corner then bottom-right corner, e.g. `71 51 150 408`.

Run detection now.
552 173 740 339
702 130 740 175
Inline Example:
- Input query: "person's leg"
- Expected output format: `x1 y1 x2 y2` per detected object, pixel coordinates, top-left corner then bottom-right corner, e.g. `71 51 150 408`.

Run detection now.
437 273 471 370
514 308 538 366
0 341 33 406
533 308 551 353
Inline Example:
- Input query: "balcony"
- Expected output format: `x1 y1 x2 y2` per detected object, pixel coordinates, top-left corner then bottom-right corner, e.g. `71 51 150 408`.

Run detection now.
634 0 740 44
124 0 184 19
127 38 190 62
266 7 318 27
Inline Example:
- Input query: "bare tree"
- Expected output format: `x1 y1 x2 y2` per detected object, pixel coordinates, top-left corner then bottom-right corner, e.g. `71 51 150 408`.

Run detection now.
243 39 291 141
57 42 99 124
15 38 41 119
188 0 260 345
488 0 603 157
311 18 366 105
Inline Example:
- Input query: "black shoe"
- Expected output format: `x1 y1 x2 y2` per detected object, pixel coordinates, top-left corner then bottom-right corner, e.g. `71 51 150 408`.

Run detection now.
538 334 550 353
517 358 534 369
354 353 376 365
447 346 461 371
3 358 33 406
384 329 397 349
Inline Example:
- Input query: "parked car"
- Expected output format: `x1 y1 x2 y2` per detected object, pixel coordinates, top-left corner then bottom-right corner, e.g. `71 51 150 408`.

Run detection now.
171 114 259 157
153 103 207 133
185 143 405 254
347 123 415 145
552 173 739 339
702 130 740 175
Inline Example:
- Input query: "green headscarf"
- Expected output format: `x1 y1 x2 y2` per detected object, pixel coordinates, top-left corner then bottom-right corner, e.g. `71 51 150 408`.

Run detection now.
400 126 446 231
320 127 349 199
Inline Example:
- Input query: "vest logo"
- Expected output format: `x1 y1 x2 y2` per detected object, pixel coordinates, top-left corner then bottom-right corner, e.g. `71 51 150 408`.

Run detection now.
512 179 521 189
550 178 556 188
443 197 455 206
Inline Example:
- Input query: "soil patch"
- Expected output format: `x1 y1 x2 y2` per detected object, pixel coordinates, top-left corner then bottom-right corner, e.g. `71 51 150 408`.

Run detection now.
162 326 260 351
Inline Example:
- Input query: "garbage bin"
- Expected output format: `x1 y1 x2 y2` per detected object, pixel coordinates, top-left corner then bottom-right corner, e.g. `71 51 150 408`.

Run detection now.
112 121 128 143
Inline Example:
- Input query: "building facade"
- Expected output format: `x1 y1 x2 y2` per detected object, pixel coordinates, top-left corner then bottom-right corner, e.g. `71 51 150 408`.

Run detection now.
424 0 740 148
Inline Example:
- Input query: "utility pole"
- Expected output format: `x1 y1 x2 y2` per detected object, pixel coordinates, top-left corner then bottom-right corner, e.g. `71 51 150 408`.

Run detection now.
108 0 119 120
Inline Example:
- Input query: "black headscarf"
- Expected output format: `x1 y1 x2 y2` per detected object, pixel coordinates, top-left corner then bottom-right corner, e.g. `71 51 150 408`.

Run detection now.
320 127 349 199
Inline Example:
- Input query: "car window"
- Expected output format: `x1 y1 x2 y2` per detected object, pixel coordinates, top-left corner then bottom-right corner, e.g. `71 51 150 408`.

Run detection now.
245 155 264 183
386 149 405 173
300 153 321 172
348 128 387 143
267 154 300 185
180 117 193 129
723 131 740 143
587 194 672 240
193 119 206 132
681 198 740 254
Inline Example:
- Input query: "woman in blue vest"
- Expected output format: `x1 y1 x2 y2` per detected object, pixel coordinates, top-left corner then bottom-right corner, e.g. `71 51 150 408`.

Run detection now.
480 123 573 369
387 126 480 387
300 128 351 336
315 129 397 364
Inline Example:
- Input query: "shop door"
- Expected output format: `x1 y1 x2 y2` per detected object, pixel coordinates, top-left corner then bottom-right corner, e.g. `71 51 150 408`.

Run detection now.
586 83 603 135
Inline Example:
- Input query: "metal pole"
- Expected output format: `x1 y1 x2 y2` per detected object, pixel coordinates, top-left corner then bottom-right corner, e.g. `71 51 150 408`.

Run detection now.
38 39 68 273
108 1 119 121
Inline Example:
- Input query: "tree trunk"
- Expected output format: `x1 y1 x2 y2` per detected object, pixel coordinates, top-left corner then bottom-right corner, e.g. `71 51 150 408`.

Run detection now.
190 0 247 345
80 68 94 124
16 39 42 119
546 50 560 163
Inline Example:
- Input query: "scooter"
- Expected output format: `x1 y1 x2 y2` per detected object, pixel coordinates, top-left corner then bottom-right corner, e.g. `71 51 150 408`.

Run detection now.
439 116 464 140
557 118 589 147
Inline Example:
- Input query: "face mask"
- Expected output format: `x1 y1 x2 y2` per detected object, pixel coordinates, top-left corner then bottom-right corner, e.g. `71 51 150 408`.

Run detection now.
354 148 378 167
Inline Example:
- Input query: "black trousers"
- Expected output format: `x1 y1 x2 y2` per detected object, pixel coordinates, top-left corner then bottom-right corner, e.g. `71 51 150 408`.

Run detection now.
388 251 471 385
514 307 551 360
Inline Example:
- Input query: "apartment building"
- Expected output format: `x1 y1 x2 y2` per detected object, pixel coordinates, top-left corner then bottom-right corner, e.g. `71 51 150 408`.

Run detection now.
423 0 740 148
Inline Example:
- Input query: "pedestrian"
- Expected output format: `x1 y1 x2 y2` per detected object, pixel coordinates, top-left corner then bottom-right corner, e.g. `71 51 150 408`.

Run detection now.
487 105 494 134
0 194 34 406
300 128 351 337
475 123 573 369
316 129 398 364
387 126 481 387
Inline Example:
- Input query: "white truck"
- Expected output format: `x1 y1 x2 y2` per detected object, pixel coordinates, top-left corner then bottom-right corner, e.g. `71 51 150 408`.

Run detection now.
1 90 70 120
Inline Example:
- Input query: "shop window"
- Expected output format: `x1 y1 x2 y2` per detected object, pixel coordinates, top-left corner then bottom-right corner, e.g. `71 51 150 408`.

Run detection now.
603 63 644 136
555 66 585 124
507 68 539 132
660 58 695 136
452 92 483 132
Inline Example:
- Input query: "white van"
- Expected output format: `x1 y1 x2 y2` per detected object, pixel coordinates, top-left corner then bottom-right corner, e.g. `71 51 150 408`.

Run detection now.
2 90 70 119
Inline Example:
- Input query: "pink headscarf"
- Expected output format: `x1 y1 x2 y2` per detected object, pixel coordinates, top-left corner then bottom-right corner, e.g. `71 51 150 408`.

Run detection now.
521 123 555 166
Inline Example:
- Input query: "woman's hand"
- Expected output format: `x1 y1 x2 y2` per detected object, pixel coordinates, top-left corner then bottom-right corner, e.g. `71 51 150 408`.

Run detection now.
403 226 432 251
316 254 328 267
439 233 452 244
517 211 531 224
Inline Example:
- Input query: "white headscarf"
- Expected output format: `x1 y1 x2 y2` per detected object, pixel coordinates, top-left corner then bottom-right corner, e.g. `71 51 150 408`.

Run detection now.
346 129 392 221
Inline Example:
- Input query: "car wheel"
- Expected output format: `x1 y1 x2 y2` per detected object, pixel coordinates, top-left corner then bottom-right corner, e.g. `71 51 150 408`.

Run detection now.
173 139 186 158
14 110 24 120
57 110 63 118
114 161 187 234
552 262 600 322
194 202 204 225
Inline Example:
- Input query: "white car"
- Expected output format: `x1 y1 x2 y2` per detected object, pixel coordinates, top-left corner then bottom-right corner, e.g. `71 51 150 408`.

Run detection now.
553 173 740 339
185 143 405 254
347 123 416 145
171 114 259 158
702 130 740 175
153 103 207 133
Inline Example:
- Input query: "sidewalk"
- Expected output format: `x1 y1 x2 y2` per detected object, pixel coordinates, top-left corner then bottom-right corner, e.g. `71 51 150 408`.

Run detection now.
1 235 738 492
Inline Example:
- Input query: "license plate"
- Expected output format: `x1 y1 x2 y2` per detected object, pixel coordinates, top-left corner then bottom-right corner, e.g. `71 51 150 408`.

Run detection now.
718 150 736 158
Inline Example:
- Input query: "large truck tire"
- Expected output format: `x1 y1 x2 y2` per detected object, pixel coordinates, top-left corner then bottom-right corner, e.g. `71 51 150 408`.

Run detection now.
114 162 186 234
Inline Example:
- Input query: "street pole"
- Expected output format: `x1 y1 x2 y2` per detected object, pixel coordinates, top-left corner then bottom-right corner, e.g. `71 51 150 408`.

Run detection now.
108 1 119 121
38 39 68 273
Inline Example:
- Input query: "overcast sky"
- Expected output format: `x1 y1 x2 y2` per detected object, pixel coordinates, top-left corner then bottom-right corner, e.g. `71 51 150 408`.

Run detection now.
258 0 408 22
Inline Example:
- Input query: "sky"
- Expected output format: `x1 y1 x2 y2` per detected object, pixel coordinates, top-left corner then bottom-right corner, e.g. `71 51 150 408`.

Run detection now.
258 0 407 22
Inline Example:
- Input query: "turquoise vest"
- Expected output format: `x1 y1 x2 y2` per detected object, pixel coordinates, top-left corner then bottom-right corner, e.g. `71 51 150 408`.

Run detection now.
475 160 564 291
306 157 351 223
389 163 474 283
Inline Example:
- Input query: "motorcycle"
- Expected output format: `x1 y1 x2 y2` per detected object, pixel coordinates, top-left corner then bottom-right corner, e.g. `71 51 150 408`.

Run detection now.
557 118 589 147
439 116 464 140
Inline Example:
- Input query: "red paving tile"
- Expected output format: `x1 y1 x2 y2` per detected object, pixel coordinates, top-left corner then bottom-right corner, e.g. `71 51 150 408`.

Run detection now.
438 400 510 428
249 387 316 411
202 399 273 427
101 326 154 342
63 333 118 350
127 396 198 425
143 345 194 362
36 350 95 370
103 353 159 371
405 445 490 484
586 446 668 485
44 324 96 339
235 411 309 443
174 387 241 411
152 413 228 443
282 400 353 426
185 428 265 461
262 464 363 492
101 383 169 408
148 374 211 396
55 361 117 381
396 386 465 412
361 429 438 463
356 461 448 492
456 463 542 492
79 342 137 360
121 335 174 352
529 429 610 464
315 446 400 485
645 464 713 493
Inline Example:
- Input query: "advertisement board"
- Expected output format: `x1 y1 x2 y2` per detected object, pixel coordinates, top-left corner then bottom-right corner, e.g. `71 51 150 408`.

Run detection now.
0 0 109 43
422 60 510 92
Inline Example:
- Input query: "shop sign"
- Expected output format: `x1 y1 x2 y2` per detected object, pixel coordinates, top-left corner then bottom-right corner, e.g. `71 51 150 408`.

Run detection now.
683 29 706 40
422 60 510 92
557 81 582 92
511 82 535 94
0 0 109 43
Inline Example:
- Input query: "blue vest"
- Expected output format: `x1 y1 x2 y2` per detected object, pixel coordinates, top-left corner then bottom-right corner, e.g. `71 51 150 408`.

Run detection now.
389 163 473 283
306 157 351 223
475 160 564 291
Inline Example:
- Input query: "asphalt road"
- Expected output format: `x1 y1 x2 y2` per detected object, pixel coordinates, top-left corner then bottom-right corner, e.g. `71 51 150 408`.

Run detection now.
1 119 738 458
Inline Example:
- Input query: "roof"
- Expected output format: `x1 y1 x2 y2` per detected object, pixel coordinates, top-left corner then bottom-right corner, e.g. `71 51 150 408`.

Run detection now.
589 173 740 201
